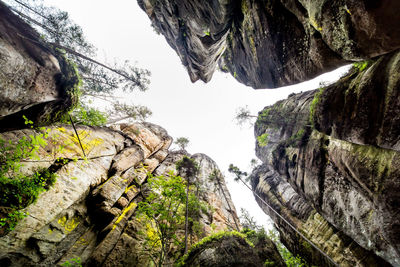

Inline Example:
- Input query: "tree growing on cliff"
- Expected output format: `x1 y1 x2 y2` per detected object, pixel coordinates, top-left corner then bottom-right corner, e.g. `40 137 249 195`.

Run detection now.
234 105 257 127
9 0 151 125
176 156 199 254
136 173 186 267
136 171 207 266
174 137 190 151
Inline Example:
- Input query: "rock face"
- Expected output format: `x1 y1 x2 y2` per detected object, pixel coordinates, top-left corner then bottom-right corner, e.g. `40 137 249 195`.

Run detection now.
181 233 285 267
0 2 79 131
137 0 400 88
0 123 238 266
155 152 241 234
252 51 400 266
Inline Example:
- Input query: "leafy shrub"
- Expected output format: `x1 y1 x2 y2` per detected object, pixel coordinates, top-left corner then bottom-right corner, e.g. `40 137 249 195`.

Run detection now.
61 257 82 267
0 117 57 235
257 133 269 147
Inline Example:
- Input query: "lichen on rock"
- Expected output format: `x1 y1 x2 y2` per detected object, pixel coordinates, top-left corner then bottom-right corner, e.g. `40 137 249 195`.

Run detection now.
137 0 400 88
252 51 400 266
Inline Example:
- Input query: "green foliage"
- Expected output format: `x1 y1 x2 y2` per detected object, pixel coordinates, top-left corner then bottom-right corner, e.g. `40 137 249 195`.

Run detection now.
266 229 308 267
176 156 199 179
264 259 276 266
61 257 82 267
257 133 269 147
228 164 248 183
239 208 308 267
257 107 271 125
174 137 190 151
11 1 152 124
239 208 262 231
59 103 107 126
287 128 308 146
352 60 370 72
187 193 207 237
136 173 187 266
0 117 57 235
309 86 325 125
176 231 254 266
0 210 27 232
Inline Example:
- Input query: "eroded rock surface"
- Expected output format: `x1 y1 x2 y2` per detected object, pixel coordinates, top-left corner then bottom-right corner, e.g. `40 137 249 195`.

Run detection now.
252 51 400 266
0 123 239 266
137 0 400 88
0 2 79 131
181 233 285 267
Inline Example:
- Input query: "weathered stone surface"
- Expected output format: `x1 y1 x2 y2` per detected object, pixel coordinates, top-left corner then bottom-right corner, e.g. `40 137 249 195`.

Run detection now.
252 52 400 266
154 151 241 234
137 0 400 88
0 2 79 130
181 234 285 267
0 123 240 266
313 51 400 151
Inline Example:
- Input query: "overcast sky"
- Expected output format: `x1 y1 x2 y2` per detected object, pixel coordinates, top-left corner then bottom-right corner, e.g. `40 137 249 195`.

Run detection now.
32 0 349 229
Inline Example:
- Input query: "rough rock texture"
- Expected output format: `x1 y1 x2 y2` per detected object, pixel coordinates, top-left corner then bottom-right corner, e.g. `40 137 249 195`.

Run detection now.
137 0 400 88
252 51 400 266
0 2 79 131
182 234 285 267
154 151 241 234
0 123 239 266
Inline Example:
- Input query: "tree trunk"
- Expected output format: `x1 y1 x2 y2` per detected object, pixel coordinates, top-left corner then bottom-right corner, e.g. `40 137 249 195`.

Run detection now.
184 178 190 254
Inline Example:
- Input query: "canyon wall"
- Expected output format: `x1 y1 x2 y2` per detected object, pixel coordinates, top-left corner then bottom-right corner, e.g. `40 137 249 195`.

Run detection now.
137 0 400 88
0 123 241 266
252 51 400 266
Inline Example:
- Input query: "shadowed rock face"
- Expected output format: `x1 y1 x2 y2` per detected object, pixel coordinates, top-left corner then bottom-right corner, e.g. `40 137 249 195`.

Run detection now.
0 2 79 131
252 51 400 266
181 234 285 267
137 0 400 88
0 123 239 267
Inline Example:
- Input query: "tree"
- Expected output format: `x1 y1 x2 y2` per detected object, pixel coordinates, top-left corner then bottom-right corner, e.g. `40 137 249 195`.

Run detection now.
228 164 249 183
9 0 151 125
136 173 186 267
230 164 309 267
234 105 257 127
174 137 190 151
176 156 199 254
239 208 261 231
250 158 260 169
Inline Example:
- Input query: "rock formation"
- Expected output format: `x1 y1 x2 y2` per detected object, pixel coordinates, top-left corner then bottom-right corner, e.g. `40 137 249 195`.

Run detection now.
180 232 285 267
137 0 400 88
252 51 400 266
0 123 242 266
0 2 80 132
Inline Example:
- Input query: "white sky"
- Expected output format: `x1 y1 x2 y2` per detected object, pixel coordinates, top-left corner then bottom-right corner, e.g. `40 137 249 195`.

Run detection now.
35 0 349 229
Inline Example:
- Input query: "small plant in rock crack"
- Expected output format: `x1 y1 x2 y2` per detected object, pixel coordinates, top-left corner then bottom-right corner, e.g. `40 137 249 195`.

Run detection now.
0 116 57 236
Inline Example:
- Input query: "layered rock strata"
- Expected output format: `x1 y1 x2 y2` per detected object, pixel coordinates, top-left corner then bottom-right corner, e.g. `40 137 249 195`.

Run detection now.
181 233 285 267
0 123 239 266
252 51 400 266
137 0 400 88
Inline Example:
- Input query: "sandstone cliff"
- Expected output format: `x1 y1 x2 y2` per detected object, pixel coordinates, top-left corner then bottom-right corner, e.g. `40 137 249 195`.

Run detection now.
0 2 80 131
0 123 242 266
137 0 400 88
180 231 285 267
252 51 400 266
